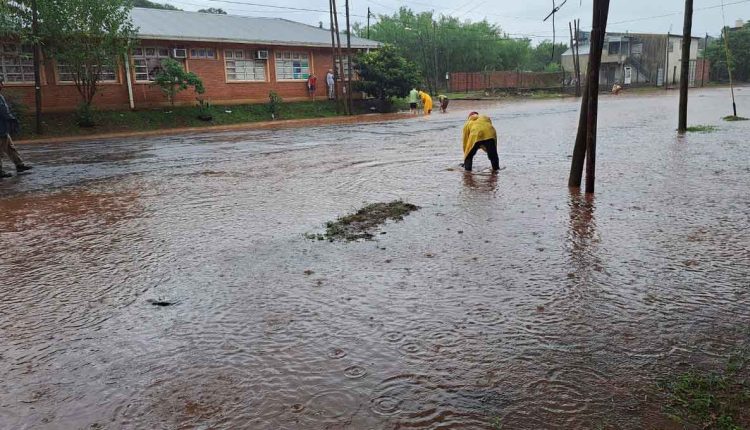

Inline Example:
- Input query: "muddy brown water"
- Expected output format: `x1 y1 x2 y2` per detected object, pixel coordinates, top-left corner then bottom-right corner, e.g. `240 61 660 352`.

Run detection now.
1 87 749 429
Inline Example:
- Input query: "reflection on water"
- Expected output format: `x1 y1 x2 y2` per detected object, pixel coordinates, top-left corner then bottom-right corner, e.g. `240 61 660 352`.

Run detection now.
1 88 749 429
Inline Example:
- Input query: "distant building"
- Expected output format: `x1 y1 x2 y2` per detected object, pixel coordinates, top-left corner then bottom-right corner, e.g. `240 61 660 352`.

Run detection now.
561 32 704 88
0 8 380 111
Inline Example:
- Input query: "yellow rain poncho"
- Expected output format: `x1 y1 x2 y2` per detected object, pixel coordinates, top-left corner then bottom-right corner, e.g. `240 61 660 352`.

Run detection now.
418 91 433 113
462 114 497 160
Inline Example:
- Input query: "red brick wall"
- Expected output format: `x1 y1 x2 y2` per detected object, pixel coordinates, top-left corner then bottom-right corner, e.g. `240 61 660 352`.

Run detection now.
2 38 357 112
450 71 567 92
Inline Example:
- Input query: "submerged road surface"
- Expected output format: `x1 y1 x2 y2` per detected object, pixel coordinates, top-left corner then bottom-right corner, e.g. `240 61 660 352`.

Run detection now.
1 88 749 429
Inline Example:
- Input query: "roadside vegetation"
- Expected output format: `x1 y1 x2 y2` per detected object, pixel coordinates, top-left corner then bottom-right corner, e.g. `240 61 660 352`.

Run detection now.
685 125 718 133
13 100 382 140
658 348 750 429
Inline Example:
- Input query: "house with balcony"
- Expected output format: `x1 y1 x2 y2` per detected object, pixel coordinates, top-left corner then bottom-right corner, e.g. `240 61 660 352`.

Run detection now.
562 31 704 88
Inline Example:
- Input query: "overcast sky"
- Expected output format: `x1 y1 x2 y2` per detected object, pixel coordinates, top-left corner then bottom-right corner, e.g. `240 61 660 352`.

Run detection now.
163 0 748 42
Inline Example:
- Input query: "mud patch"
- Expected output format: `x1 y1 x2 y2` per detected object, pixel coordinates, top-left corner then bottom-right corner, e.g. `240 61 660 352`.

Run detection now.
307 200 419 242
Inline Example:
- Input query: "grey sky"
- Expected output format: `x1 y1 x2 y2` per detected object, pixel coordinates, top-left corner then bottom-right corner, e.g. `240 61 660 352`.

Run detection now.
163 0 748 42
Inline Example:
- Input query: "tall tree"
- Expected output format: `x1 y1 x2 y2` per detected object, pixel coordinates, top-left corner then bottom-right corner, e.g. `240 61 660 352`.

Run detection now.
705 23 750 82
39 0 137 108
359 8 565 91
353 44 420 101
197 7 227 14
132 0 180 10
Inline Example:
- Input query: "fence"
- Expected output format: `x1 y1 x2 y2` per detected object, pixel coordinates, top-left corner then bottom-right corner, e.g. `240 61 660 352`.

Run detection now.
449 70 571 93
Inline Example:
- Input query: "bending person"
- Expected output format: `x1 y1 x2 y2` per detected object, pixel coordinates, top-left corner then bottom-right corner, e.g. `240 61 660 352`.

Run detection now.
461 111 499 172
418 90 432 115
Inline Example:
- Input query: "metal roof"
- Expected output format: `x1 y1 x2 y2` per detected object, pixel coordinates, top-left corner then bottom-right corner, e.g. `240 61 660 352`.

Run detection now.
130 8 380 49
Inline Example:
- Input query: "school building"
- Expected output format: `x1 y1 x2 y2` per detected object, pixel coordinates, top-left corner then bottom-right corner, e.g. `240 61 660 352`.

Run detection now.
0 8 380 112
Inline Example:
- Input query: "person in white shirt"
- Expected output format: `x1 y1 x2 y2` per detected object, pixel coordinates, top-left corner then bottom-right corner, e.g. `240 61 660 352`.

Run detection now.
326 69 335 100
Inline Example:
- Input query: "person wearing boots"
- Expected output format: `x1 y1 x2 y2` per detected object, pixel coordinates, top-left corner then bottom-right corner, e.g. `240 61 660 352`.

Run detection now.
0 77 32 178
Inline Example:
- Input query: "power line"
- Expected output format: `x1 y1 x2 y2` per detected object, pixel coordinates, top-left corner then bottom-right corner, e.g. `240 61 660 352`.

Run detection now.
197 0 368 17
608 0 750 26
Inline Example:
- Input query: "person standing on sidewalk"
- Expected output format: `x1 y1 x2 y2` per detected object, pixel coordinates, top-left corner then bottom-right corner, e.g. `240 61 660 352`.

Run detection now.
326 69 335 100
0 78 32 178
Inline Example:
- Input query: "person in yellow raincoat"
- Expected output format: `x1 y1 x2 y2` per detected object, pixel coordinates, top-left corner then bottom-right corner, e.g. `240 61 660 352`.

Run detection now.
461 111 499 172
418 90 432 115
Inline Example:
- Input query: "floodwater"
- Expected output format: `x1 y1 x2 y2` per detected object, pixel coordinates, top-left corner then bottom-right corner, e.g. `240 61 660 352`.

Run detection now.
1 87 749 429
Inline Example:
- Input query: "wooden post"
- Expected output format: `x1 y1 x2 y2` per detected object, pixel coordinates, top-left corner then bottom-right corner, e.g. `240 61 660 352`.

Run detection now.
345 0 353 114
569 22 578 96
329 0 338 104
665 33 670 89
32 0 42 134
678 0 694 133
331 0 348 114
584 0 611 194
575 20 582 97
569 1 609 189
701 33 708 87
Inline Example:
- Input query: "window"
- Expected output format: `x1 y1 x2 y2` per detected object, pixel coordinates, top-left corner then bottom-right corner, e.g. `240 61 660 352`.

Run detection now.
0 43 34 83
608 41 620 55
190 48 216 59
132 46 170 81
669 41 675 52
274 51 310 80
225 49 266 81
57 63 117 83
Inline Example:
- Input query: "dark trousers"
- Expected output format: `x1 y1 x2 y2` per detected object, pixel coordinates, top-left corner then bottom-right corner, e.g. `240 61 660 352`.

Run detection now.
464 139 499 171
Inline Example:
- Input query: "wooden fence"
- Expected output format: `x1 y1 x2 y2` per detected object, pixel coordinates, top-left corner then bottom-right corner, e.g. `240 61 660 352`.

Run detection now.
450 71 571 92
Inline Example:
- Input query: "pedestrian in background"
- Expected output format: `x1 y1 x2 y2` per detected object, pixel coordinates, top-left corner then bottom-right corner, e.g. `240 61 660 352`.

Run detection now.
408 88 419 114
307 73 317 100
418 90 432 115
0 77 32 179
326 69 335 100
438 94 449 113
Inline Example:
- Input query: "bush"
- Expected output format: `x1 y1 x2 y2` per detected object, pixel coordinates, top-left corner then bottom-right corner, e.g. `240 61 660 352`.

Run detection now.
75 103 95 127
268 90 282 119
196 98 213 121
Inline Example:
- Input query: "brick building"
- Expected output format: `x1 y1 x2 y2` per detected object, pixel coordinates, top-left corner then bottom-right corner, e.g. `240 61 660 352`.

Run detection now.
0 8 379 112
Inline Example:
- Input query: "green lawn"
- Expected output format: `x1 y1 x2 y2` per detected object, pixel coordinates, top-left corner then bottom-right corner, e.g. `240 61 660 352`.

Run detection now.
16 99 391 140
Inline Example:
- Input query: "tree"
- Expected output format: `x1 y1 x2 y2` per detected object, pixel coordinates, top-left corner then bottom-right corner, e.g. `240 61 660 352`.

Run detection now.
353 44 420 100
153 58 205 106
38 0 137 109
357 7 566 91
706 23 750 82
132 0 180 10
198 7 227 14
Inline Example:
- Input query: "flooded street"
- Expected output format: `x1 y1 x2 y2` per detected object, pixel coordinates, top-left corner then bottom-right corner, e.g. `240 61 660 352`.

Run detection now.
1 87 749 429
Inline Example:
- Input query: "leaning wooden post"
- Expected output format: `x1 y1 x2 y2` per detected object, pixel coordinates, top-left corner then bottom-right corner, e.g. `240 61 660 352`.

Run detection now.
678 0 694 133
584 0 611 193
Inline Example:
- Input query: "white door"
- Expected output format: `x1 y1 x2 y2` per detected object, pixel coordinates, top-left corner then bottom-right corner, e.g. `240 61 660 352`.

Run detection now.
624 66 632 85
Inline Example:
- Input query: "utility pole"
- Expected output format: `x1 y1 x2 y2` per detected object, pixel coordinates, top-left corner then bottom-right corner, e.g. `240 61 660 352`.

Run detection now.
331 0 348 114
722 26 738 117
677 0 693 133
665 32 670 90
568 0 610 192
328 0 337 103
367 7 371 39
433 20 439 93
701 32 708 87
31 0 42 134
345 0 353 114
